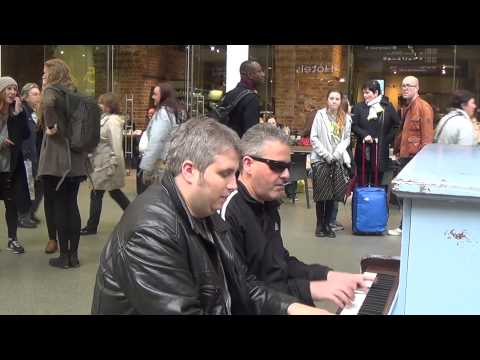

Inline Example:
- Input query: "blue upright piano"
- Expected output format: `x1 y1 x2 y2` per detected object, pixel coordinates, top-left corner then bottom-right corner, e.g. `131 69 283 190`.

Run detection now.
389 143 480 314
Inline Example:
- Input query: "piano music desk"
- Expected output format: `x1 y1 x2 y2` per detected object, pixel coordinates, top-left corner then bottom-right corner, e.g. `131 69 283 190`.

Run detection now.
391 144 480 314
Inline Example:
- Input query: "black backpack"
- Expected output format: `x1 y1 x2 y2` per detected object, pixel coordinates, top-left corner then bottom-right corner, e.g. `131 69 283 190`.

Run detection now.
208 89 254 125
50 85 101 153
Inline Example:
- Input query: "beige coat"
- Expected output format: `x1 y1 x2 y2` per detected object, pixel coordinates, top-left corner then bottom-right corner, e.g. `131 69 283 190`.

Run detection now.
89 114 126 191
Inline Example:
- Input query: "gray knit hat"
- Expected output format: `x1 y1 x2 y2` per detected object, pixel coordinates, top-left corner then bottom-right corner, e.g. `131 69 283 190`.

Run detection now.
0 76 18 93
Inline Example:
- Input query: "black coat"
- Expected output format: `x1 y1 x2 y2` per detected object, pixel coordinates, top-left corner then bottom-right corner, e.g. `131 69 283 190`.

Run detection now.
221 82 260 138
91 172 297 315
1 105 31 212
351 96 400 174
222 181 332 306
21 102 41 177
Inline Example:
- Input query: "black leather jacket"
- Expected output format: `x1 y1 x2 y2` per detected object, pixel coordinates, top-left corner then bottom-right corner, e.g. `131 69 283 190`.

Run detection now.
91 172 298 315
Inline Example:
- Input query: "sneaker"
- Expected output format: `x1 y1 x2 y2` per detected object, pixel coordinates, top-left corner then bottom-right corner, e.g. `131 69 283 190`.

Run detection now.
388 228 402 236
80 227 97 236
18 218 37 229
30 214 41 224
329 222 345 231
7 239 25 254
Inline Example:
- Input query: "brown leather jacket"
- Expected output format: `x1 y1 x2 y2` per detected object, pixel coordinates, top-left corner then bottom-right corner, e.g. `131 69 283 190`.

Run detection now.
394 96 434 158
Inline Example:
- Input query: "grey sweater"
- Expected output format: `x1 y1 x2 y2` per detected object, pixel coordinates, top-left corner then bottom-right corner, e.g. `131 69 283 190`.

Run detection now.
310 108 352 166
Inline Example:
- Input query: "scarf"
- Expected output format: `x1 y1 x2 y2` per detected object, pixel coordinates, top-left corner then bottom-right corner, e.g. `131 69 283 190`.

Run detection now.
366 95 383 121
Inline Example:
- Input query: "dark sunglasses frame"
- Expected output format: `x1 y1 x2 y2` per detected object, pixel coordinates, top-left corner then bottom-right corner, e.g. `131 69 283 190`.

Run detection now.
248 155 291 173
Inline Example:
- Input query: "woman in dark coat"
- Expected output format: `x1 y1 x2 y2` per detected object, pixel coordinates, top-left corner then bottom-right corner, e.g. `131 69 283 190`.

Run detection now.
0 76 31 254
351 80 400 185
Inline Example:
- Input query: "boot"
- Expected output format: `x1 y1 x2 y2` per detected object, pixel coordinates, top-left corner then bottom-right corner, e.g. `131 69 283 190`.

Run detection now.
314 202 326 237
324 201 336 238
69 251 80 268
45 239 58 254
49 253 70 269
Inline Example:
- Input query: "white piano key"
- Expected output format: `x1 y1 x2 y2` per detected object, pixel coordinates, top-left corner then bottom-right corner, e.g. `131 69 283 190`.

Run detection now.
340 292 367 315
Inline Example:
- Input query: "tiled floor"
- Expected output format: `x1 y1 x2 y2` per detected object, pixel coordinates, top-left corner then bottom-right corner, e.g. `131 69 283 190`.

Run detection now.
0 174 402 314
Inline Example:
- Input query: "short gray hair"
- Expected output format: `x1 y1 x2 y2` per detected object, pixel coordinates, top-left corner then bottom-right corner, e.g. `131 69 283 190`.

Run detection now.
21 83 39 100
240 124 289 158
166 117 241 176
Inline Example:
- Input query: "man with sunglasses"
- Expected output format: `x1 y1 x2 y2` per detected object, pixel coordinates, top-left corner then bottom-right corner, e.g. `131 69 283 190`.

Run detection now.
220 124 373 309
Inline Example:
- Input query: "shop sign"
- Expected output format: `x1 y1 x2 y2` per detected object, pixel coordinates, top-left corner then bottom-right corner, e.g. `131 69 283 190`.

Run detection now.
296 64 339 74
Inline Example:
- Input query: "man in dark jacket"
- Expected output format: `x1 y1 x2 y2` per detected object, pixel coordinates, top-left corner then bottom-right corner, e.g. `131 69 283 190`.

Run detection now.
221 60 265 138
18 82 43 228
221 124 373 309
91 118 331 315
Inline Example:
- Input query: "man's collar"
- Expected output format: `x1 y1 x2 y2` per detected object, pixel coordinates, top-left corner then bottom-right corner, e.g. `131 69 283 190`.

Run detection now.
239 79 257 91
237 180 281 210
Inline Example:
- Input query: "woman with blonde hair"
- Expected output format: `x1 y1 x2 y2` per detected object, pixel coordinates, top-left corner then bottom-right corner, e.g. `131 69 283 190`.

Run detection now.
37 58 88 268
80 93 130 235
310 90 352 238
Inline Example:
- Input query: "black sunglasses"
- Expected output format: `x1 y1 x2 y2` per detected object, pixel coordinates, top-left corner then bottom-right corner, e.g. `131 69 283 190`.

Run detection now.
248 155 291 173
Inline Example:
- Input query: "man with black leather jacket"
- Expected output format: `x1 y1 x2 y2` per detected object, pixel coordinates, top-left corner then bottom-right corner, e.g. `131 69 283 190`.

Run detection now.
221 124 374 309
91 118 331 315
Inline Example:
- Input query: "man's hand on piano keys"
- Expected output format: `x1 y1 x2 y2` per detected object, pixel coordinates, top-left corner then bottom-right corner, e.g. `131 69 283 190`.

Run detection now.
327 271 377 293
309 271 378 308
310 280 355 308
287 302 333 315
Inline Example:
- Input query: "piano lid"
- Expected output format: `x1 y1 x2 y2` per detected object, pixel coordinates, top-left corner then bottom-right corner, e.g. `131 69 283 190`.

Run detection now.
392 144 480 201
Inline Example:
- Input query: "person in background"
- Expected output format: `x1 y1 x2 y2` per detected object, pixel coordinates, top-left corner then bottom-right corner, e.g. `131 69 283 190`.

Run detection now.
80 93 130 236
38 58 88 268
0 76 30 254
139 82 182 187
328 95 354 232
390 76 434 236
434 90 477 146
310 90 352 238
221 60 265 138
351 80 400 187
18 83 43 229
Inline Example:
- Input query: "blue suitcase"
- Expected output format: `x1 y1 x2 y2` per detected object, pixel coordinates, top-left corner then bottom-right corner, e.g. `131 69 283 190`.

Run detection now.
352 141 388 235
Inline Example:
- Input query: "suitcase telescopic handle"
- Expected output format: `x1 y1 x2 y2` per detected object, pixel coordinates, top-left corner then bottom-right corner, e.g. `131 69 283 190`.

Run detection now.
362 138 380 186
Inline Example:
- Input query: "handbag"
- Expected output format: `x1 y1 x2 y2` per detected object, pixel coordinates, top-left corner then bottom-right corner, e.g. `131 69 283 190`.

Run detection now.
312 160 350 202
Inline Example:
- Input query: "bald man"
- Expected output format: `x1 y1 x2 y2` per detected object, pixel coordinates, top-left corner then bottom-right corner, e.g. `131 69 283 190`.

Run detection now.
219 60 265 138
390 76 434 236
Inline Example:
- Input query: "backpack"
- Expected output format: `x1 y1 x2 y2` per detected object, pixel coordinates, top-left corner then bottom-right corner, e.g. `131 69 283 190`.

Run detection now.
208 89 254 125
50 84 101 153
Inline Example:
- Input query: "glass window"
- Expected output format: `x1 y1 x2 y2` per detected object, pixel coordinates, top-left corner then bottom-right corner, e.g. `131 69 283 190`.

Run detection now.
45 45 109 98
350 45 455 124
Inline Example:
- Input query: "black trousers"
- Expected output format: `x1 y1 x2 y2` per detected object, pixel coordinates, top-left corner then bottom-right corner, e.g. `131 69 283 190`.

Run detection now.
43 176 82 255
43 179 57 240
315 200 335 228
85 189 130 231
0 172 18 239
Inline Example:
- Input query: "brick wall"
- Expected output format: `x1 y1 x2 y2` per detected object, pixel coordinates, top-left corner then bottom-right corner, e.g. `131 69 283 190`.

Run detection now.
274 45 348 132
112 45 186 130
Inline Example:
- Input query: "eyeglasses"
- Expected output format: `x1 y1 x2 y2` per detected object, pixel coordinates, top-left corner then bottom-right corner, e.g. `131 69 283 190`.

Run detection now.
401 84 417 89
248 155 291 173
